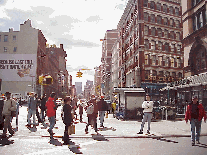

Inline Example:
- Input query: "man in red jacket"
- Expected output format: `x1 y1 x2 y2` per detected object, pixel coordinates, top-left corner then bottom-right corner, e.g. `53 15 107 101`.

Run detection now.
46 92 57 138
185 95 206 146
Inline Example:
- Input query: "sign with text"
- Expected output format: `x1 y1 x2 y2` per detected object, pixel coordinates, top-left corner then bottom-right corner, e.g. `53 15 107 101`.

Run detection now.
0 54 37 81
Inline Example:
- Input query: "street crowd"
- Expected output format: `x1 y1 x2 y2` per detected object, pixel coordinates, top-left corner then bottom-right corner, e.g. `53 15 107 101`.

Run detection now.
0 92 206 146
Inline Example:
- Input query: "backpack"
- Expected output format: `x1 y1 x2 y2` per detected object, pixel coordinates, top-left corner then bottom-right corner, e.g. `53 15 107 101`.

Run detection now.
86 104 94 114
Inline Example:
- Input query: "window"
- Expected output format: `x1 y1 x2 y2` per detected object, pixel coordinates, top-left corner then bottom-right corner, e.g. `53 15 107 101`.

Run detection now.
4 47 7 52
169 6 174 14
145 54 149 65
152 70 157 76
175 7 179 16
165 71 170 77
156 3 161 11
197 12 203 29
172 72 176 78
157 28 162 37
158 41 162 50
178 58 181 68
164 30 168 38
192 0 201 7
13 35 16 41
13 47 17 52
174 20 179 28
144 40 149 49
145 70 150 79
176 32 180 40
144 26 149 35
166 57 169 66
178 72 182 78
157 16 162 24
170 19 174 27
158 56 162 66
164 17 168 25
4 35 8 42
171 44 175 52
163 4 168 13
170 31 174 39
152 55 156 65
193 16 197 31
151 27 156 36
144 13 149 21
177 45 181 53
171 58 175 67
144 0 148 7
159 71 164 77
150 1 155 9
165 43 169 52
151 14 155 23
151 40 156 50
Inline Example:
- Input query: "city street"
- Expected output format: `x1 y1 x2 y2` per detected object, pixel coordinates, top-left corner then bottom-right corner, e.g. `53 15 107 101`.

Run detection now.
0 105 207 155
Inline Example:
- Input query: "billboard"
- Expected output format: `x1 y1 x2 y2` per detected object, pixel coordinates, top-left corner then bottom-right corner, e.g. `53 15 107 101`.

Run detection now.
0 54 37 81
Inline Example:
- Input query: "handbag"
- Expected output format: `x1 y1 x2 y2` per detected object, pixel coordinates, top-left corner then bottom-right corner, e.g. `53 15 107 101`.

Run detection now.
10 100 16 117
68 124 75 135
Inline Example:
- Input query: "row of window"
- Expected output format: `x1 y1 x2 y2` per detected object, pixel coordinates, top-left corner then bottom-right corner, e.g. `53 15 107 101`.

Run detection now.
144 26 181 40
144 0 180 16
192 0 202 7
144 39 182 53
145 70 183 78
192 8 206 31
144 13 181 28
1 47 17 52
145 55 182 68
0 35 17 42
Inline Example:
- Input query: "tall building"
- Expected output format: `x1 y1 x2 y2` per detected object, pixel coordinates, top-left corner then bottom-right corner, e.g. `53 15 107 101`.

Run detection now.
75 82 82 95
113 0 184 100
84 80 93 100
180 0 207 110
101 30 119 99
0 20 47 97
94 66 102 96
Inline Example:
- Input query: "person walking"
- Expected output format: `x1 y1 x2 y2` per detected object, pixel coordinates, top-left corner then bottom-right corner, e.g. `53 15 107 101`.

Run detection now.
1 92 16 138
97 96 108 127
112 100 116 118
137 94 154 134
26 92 37 128
62 97 73 145
40 94 47 122
45 92 57 138
85 95 98 134
185 95 206 146
78 100 84 122
35 94 42 125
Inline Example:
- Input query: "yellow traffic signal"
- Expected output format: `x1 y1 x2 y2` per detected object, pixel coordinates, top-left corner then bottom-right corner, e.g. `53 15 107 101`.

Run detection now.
76 72 83 78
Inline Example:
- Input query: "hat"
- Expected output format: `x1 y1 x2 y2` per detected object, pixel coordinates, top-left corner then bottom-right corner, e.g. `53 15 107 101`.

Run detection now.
192 95 198 100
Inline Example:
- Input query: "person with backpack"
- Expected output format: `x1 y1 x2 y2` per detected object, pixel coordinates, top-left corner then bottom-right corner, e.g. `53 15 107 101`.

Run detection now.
1 92 16 138
185 95 206 146
62 96 73 145
97 96 108 127
45 92 57 138
85 95 98 134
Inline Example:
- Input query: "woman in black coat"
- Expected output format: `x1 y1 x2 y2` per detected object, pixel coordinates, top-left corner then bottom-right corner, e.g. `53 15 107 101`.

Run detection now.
62 97 73 144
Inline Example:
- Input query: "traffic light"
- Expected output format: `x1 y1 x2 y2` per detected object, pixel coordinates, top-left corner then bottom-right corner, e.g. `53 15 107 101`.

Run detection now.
45 76 53 84
76 71 83 78
39 76 44 85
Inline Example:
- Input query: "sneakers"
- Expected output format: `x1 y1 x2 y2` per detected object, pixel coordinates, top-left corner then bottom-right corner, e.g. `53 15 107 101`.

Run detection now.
196 141 200 144
47 129 54 135
137 131 143 134
192 142 195 146
147 130 150 134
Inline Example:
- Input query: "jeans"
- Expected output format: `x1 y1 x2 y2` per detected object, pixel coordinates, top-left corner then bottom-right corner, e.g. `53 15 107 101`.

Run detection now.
3 115 14 136
48 116 56 131
140 112 153 131
99 111 105 126
190 119 201 142
86 115 97 132
28 109 36 125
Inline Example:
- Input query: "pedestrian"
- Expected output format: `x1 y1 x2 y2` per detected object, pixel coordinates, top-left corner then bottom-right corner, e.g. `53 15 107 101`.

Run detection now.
97 96 108 127
62 96 73 145
78 100 84 122
15 98 20 130
0 95 4 130
185 95 206 146
112 100 116 117
40 94 47 122
46 92 57 138
1 92 16 138
85 95 98 134
26 92 37 128
137 94 154 134
35 94 42 124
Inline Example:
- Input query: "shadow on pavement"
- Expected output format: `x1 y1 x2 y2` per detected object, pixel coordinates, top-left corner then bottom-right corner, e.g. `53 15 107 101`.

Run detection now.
26 126 37 132
153 137 179 143
196 143 207 148
92 133 109 141
67 139 83 154
0 137 14 146
49 138 62 146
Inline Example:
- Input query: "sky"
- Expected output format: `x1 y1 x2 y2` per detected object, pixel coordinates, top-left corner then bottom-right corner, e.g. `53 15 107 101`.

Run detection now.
0 0 128 87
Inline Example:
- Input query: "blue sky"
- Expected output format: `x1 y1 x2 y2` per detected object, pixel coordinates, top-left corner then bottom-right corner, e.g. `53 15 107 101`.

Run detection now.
0 0 128 86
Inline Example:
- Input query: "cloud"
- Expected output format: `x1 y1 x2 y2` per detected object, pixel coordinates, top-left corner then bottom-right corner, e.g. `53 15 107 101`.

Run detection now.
66 65 94 76
86 15 102 23
0 0 8 6
115 0 128 10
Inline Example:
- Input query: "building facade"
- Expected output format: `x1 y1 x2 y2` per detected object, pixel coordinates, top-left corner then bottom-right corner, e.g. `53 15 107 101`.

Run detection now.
0 20 47 98
113 0 184 100
75 82 82 96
